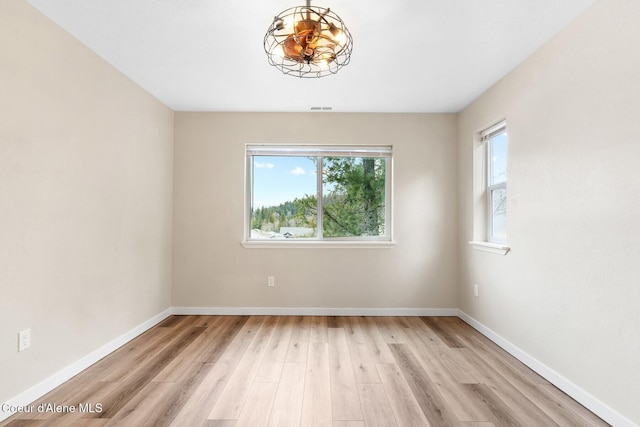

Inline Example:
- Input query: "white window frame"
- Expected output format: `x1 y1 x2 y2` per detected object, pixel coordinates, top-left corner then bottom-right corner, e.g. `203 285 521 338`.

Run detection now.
469 120 510 255
483 121 507 244
243 144 394 248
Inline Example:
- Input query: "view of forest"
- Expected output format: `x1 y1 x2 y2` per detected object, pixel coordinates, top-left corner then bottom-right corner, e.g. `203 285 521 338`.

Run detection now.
251 157 386 238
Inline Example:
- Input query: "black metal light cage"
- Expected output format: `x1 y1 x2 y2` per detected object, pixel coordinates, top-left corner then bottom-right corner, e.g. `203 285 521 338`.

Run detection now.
264 3 353 78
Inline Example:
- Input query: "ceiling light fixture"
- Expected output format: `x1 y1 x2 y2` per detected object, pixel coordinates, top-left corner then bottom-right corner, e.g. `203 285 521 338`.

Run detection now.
264 0 353 78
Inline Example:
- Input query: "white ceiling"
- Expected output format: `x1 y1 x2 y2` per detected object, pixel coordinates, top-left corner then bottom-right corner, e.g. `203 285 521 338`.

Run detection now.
26 0 596 113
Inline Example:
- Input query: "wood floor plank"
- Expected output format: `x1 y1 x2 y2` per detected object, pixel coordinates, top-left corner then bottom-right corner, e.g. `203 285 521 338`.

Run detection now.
309 316 328 343
90 325 174 383
152 332 216 383
268 363 306 427
444 348 483 384
461 383 525 427
150 318 251 425
155 327 246 426
197 316 251 364
327 317 340 328
67 420 110 427
164 315 242 368
332 422 365 427
459 344 561 427
103 381 178 427
338 317 380 384
94 326 207 419
404 316 451 353
233 315 266 342
420 317 465 348
402 327 487 422
203 421 237 427
439 317 494 346
255 316 294 383
301 342 332 427
358 383 397 427
152 362 215 424
375 317 409 344
235 382 278 427
157 315 185 328
3 421 46 426
376 363 430 427
461 423 496 427
358 317 396 364
464 336 588 426
328 328 363 421
101 317 199 385
459 334 598 427
389 343 462 427
448 321 547 386
405 317 481 385
285 316 311 363
169 341 249 427
536 384 610 427
208 317 277 420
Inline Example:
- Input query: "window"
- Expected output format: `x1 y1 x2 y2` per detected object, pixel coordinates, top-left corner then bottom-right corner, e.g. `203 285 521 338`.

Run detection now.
482 121 507 243
245 145 392 243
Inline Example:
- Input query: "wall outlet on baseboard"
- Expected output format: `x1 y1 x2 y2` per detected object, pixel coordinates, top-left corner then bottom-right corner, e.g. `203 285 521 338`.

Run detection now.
18 329 31 352
473 284 479 297
267 276 275 287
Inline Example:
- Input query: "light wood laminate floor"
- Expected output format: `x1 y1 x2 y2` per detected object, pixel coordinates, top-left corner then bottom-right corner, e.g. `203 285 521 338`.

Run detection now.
2 316 609 426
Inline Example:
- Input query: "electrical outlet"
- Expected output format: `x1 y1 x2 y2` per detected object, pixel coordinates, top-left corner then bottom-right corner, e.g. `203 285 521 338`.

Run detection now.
18 329 31 352
473 284 479 297
267 276 275 287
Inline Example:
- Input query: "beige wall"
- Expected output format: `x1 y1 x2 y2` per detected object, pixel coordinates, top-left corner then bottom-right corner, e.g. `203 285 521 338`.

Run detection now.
457 0 640 423
0 0 173 404
172 113 458 310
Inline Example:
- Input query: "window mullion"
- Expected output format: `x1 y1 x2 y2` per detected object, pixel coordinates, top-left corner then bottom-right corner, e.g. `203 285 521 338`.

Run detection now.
316 156 323 239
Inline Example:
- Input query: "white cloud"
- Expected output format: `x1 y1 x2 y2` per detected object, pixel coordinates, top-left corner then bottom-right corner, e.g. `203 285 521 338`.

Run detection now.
290 166 305 175
254 161 274 169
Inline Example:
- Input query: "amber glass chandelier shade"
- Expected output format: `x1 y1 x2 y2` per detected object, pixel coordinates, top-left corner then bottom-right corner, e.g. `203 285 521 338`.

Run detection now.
264 3 353 78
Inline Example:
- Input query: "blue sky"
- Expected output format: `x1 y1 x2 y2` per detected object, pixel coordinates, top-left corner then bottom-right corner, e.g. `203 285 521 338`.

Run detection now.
490 133 508 184
252 156 317 208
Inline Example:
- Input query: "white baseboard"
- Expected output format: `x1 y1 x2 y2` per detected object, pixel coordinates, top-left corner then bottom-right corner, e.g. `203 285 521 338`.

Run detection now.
457 310 636 427
0 308 172 423
171 306 458 317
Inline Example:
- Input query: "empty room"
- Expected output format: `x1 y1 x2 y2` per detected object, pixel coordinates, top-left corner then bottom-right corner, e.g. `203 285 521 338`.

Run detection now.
1 0 638 425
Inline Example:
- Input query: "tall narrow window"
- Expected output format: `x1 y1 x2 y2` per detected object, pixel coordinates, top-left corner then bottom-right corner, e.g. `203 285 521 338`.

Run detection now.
246 145 392 242
482 121 507 243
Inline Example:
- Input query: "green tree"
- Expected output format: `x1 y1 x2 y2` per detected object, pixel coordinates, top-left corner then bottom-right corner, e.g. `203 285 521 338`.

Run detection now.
322 157 386 237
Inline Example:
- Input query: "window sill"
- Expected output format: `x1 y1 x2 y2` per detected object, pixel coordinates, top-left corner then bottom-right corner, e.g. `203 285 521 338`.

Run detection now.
241 240 397 249
469 241 510 255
